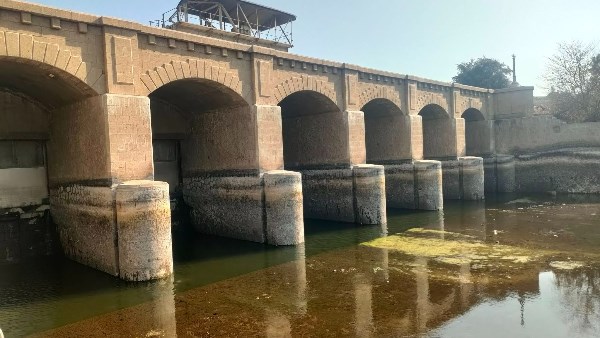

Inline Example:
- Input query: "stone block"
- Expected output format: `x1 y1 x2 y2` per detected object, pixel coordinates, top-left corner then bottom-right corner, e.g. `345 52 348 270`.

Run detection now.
459 156 485 200
441 159 461 199
264 170 304 246
414 160 443 210
301 168 354 222
353 164 386 225
116 180 173 281
183 175 265 242
50 185 119 276
484 155 515 193
384 163 416 209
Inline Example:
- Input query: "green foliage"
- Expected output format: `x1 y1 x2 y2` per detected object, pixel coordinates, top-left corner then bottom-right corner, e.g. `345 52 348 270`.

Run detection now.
452 57 512 89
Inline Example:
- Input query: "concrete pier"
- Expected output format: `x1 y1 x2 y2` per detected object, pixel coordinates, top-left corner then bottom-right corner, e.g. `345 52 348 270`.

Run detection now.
483 155 516 193
184 170 305 245
301 165 386 225
384 161 443 210
440 157 485 200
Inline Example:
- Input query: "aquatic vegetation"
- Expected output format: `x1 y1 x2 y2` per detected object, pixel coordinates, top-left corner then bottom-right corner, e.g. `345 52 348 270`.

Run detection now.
549 261 585 270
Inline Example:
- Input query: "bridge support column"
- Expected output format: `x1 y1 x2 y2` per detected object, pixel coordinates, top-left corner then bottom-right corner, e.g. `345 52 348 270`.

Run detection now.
49 94 173 281
300 165 386 225
183 171 304 246
440 157 485 200
384 160 443 210
483 155 516 193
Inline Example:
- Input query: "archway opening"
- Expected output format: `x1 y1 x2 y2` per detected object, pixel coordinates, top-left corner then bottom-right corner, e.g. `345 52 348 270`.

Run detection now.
418 104 456 159
149 79 255 236
278 91 346 170
0 57 97 261
461 108 490 156
362 99 410 163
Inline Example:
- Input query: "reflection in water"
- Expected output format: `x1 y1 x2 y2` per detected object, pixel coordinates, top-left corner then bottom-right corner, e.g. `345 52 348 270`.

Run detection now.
556 268 600 335
354 274 374 338
2 194 600 337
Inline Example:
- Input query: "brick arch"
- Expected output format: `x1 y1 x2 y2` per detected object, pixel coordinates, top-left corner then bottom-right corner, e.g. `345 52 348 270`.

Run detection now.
457 96 486 118
273 74 337 107
139 58 243 98
0 30 102 92
415 91 451 115
358 85 401 111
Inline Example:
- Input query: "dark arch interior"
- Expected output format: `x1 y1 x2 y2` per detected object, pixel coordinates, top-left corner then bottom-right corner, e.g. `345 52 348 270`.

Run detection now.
362 98 403 118
419 104 449 120
0 57 95 110
462 108 490 156
279 90 339 118
149 78 256 198
418 104 456 159
150 78 247 113
278 91 346 169
462 108 485 122
362 99 411 163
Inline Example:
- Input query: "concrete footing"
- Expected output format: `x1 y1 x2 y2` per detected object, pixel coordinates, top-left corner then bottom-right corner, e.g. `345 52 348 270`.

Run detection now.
384 160 443 210
440 157 485 200
184 170 304 246
483 155 516 193
51 181 173 281
300 165 386 224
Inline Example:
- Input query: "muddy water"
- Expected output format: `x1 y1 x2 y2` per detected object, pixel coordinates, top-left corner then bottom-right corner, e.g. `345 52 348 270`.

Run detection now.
1 194 600 337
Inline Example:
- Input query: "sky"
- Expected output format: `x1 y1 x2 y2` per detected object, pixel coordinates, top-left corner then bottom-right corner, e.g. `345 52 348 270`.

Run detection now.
27 0 600 96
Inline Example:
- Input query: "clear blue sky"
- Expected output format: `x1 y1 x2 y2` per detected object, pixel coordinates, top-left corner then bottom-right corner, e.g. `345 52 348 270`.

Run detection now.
28 0 600 95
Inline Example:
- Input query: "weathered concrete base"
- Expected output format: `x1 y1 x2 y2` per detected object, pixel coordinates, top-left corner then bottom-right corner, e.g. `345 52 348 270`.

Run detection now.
50 181 173 281
414 160 444 210
183 170 304 245
116 181 172 281
515 148 600 194
440 157 485 200
300 165 386 225
384 160 443 210
483 155 516 193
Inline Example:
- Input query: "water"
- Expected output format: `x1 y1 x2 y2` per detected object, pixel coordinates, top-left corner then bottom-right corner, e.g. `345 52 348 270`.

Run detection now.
1 194 600 337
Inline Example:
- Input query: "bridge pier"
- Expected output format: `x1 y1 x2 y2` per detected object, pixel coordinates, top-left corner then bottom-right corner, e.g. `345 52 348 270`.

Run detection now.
384 161 443 210
483 155 516 193
183 170 304 246
301 165 386 225
440 157 485 200
46 94 174 281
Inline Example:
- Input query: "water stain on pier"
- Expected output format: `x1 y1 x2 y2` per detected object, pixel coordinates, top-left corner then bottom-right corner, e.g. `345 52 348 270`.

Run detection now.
3 194 600 337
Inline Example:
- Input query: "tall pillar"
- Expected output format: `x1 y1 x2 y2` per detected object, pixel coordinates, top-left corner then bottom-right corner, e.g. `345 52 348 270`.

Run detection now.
49 94 173 281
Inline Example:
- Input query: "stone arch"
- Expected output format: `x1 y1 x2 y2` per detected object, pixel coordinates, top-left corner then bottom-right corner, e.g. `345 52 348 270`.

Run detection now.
358 85 401 111
419 104 457 159
415 91 451 115
462 108 492 156
0 31 103 95
273 75 338 110
278 90 347 169
148 75 255 196
462 108 485 121
361 98 412 163
140 59 245 103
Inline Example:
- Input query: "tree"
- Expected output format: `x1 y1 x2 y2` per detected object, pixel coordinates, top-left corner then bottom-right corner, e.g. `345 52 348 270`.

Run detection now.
452 57 512 89
544 41 600 122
